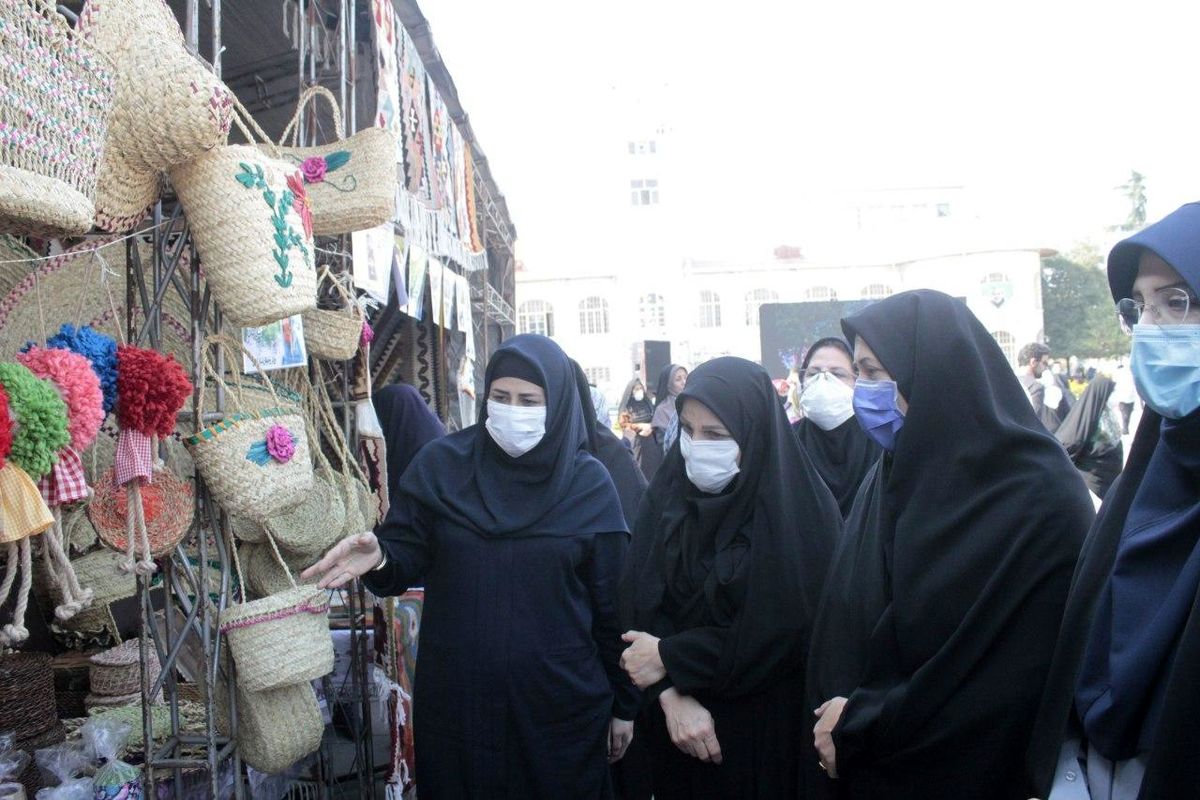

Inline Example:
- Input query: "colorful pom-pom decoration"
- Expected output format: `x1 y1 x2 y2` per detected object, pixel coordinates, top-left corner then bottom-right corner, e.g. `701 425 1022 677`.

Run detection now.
0 385 13 470
116 347 193 438
17 346 105 452
42 324 120 414
0 362 70 478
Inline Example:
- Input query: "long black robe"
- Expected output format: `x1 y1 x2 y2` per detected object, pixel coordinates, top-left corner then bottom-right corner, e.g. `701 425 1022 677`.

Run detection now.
807 290 1093 800
623 357 841 799
1055 374 1123 498
793 417 881 518
365 334 638 799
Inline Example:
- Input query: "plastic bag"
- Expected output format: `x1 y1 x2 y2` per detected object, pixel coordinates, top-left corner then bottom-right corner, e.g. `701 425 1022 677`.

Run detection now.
0 732 29 799
34 743 92 800
79 720 141 800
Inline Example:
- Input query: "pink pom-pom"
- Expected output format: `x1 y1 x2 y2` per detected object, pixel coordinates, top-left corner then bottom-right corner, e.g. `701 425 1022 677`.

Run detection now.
17 345 105 451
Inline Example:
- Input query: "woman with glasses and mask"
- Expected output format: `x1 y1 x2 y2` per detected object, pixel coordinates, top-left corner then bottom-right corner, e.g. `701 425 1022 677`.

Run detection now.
619 357 842 799
304 334 639 799
794 337 882 518
1028 203 1200 800
806 290 1093 800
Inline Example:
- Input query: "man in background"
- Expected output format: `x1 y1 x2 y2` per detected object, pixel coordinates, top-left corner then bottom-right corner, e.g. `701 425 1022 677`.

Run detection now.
1018 342 1061 431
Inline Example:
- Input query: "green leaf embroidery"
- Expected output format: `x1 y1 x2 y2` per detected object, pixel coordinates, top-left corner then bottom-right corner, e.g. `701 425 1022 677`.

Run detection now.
275 272 293 288
323 151 351 172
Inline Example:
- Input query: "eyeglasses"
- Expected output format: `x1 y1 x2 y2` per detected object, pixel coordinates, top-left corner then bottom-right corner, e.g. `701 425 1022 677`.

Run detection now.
1116 287 1194 333
802 367 854 383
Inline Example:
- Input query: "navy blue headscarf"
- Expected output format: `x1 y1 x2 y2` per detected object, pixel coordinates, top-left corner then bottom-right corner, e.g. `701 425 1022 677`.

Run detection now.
398 334 628 538
1075 202 1200 759
373 384 445 505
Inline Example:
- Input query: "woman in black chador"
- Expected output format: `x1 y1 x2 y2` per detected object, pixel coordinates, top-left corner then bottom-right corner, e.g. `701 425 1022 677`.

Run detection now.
618 377 658 480
305 334 639 799
1054 373 1124 499
807 290 1093 799
620 356 841 799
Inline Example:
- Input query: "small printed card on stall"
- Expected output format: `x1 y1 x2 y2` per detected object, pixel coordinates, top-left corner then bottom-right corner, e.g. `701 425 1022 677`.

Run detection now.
242 315 308 373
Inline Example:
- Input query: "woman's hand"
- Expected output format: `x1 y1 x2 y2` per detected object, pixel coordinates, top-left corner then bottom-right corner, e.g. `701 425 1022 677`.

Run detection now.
660 688 722 764
300 533 383 589
620 631 666 688
636 423 653 437
813 696 848 778
608 717 634 764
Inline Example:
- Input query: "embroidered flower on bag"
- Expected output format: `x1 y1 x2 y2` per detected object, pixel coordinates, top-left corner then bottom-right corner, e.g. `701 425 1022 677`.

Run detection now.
287 173 314 239
246 424 298 466
301 156 328 184
361 320 374 348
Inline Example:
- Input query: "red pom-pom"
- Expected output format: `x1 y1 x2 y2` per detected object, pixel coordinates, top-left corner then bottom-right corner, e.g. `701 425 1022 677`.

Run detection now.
0 385 13 468
116 346 193 438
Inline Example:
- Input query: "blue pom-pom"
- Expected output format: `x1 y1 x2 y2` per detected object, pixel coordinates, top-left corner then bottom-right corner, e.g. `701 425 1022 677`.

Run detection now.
45 324 119 413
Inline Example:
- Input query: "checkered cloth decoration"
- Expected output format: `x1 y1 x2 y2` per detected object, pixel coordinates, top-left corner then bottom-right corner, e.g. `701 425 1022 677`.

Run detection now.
114 429 154 486
37 446 89 506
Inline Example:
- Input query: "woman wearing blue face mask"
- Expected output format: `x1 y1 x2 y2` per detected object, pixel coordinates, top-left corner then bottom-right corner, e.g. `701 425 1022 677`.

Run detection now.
618 357 842 799
1027 203 1200 800
304 334 639 798
806 290 1093 799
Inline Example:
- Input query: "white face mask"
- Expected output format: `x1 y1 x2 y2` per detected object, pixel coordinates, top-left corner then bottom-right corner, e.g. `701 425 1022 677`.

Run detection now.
485 400 546 457
632 389 645 402
679 431 740 494
799 372 855 431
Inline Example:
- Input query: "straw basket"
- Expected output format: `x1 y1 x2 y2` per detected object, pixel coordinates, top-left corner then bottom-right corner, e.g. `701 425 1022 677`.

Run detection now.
219 531 332 692
0 652 55 741
263 464 345 558
88 638 161 698
302 267 364 362
62 548 136 641
237 680 323 774
241 541 317 600
272 85 398 236
0 0 114 237
185 336 312 523
89 467 193 557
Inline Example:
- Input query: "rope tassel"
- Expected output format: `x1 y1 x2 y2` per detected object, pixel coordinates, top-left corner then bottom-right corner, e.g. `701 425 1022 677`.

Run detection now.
42 507 94 620
0 538 33 646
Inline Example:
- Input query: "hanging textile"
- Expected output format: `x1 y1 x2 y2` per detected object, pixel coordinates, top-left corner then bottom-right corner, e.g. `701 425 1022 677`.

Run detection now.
398 26 432 200
426 79 455 228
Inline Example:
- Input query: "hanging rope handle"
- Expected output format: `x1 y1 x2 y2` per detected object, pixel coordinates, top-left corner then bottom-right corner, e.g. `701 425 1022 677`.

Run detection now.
317 264 363 318
227 92 283 159
278 85 347 148
259 522 299 589
195 334 281 423
225 517 248 603
313 371 371 486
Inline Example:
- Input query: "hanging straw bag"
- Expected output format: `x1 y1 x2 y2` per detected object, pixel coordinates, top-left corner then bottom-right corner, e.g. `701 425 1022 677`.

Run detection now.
184 336 312 523
313 375 377 534
0 0 115 237
302 266 364 362
169 104 317 328
218 530 333 693
272 85 398 236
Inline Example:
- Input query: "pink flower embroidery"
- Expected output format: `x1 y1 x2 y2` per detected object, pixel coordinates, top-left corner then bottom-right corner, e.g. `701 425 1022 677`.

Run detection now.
361 320 374 347
301 156 327 184
287 173 314 239
264 424 296 463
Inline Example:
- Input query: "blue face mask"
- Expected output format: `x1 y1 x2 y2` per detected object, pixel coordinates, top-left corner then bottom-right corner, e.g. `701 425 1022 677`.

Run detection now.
1130 324 1200 419
853 379 906 451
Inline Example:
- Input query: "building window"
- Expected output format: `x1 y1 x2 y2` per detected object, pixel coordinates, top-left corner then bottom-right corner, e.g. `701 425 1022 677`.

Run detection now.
805 286 837 302
991 330 1016 365
982 272 1010 284
639 293 666 329
517 299 554 337
630 179 659 206
629 140 657 155
584 366 611 386
861 283 894 299
698 290 722 329
744 288 779 326
579 296 610 335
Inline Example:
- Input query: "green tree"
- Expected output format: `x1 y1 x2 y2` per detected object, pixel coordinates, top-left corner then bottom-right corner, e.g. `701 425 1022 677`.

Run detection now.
1042 254 1128 358
1115 170 1147 232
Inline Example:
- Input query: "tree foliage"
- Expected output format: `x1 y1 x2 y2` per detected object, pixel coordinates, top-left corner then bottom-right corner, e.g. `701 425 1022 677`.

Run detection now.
1042 254 1128 358
1115 170 1147 232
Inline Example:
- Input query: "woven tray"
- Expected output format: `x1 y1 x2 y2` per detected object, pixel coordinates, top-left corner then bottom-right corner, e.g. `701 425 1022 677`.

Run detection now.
0 653 55 741
89 639 162 697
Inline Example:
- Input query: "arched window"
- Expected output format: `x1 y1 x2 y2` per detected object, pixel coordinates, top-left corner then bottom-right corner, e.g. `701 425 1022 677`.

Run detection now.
578 296 610 335
639 293 667 329
744 288 779 326
698 290 722 329
861 283 894 299
517 300 554 336
805 286 838 302
991 330 1017 365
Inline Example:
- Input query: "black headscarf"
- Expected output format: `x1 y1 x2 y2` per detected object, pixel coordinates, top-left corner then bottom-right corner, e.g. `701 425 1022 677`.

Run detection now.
618 378 654 425
652 364 686 411
573 361 648 530
624 357 841 698
793 337 881 518
807 290 1092 798
1055 374 1123 497
398 334 628 538
1026 204 1200 797
373 384 445 505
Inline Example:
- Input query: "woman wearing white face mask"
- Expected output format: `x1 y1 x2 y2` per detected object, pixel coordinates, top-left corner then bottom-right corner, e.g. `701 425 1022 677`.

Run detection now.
304 334 639 798
618 357 842 799
794 337 882 518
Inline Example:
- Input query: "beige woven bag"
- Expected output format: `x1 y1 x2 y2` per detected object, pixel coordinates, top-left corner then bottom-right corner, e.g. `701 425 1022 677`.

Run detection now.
170 104 317 328
273 85 398 236
0 0 114 237
313 375 378 534
184 336 312 523
302 266 364 362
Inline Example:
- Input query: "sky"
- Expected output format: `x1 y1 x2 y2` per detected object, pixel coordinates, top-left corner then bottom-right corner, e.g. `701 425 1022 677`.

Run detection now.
419 0 1200 272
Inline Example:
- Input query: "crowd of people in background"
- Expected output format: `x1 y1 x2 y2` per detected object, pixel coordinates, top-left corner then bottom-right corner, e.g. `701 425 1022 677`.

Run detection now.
303 202 1200 799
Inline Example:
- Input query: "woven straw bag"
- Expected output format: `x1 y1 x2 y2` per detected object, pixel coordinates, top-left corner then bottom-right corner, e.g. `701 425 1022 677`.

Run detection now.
302 266 364 362
78 0 233 232
88 638 161 699
170 105 317 328
219 529 332 692
241 540 316 600
312 375 377 535
0 0 114 237
236 679 323 774
0 652 56 741
272 85 398 236
89 466 193 558
185 336 312 523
